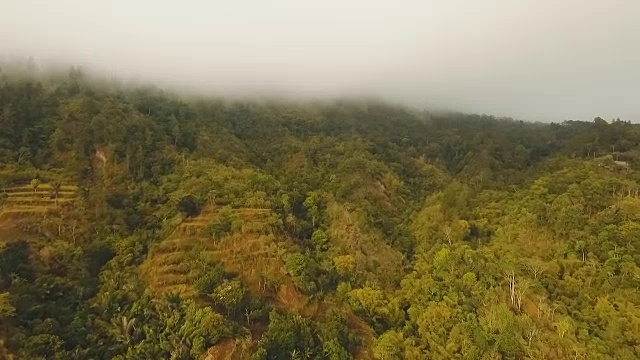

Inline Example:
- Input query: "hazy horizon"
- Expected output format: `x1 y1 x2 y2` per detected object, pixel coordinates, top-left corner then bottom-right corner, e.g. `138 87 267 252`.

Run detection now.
1 0 639 122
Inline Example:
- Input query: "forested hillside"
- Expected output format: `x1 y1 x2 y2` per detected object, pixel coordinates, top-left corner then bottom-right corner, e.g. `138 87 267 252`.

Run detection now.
1 66 640 360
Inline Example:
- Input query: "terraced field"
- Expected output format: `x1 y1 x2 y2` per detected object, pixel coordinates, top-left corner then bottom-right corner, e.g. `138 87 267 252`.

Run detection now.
0 183 78 219
141 207 279 297
142 206 375 359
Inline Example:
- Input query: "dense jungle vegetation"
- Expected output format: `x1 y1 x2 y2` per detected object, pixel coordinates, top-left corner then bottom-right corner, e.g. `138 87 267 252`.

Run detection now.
1 64 640 360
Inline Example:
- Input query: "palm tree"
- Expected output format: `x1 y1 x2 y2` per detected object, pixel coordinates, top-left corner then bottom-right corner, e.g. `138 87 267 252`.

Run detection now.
164 292 183 312
112 315 137 344
290 349 302 360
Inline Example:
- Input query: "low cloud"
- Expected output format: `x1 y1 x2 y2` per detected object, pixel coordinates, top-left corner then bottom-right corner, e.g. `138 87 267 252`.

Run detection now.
1 0 639 121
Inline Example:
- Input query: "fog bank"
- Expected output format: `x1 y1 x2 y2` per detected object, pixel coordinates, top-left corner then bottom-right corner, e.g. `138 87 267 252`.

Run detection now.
1 0 639 121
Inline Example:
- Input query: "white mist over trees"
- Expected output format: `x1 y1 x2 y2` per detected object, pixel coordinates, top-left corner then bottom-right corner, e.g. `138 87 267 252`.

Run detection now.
1 0 639 121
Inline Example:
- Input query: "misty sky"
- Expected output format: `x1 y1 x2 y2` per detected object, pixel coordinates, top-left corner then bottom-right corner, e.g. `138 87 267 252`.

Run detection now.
1 0 639 122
